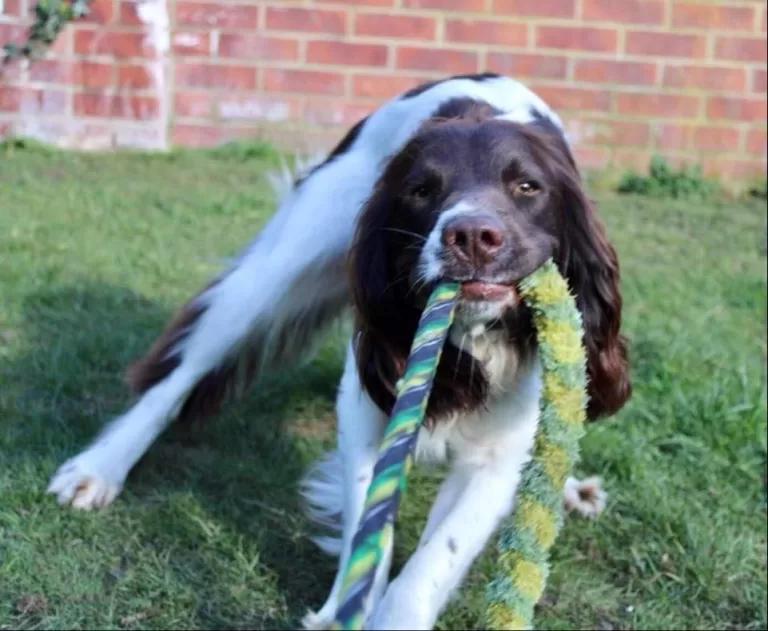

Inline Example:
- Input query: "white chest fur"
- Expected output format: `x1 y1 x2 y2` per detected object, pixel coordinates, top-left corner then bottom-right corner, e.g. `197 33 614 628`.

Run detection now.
415 327 542 468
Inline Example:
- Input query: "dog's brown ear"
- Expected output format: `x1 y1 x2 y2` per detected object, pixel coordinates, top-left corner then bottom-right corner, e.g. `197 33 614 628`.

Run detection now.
348 158 413 417
527 122 632 420
348 145 488 424
560 183 631 420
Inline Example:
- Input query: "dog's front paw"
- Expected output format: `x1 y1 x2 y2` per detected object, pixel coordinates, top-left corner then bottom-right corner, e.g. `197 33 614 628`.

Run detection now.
47 447 126 510
301 608 335 631
564 476 607 518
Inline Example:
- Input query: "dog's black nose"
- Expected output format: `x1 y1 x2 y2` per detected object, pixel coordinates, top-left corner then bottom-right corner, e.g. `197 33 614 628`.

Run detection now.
442 214 505 268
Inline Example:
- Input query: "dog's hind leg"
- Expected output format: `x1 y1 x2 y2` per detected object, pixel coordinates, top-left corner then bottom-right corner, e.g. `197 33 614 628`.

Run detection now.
48 149 378 510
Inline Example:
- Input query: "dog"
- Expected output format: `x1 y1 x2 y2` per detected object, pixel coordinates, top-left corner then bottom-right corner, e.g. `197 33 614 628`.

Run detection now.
47 72 631 629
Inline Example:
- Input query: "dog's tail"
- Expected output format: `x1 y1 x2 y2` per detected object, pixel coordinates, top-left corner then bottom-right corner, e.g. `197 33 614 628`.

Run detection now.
299 449 344 556
125 146 377 423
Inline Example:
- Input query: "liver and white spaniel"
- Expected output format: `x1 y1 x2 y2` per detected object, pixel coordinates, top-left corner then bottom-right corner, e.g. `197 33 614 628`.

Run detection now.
48 73 631 630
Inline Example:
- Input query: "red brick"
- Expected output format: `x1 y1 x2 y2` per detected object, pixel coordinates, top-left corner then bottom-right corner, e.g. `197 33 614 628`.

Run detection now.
693 126 741 152
264 69 345 95
117 64 155 90
113 127 166 150
176 63 257 90
265 7 346 35
573 146 610 169
29 60 73 84
404 0 484 8
626 31 707 58
672 4 756 31
663 65 747 92
583 0 664 25
746 129 767 156
83 0 115 24
321 0 393 4
655 124 692 151
495 0 576 18
172 124 223 148
715 37 767 63
218 95 302 121
405 0 485 8
573 60 657 86
305 100 375 127
49 30 72 56
536 26 618 53
118 1 143 25
602 121 650 147
755 69 767 93
568 118 650 147
29 59 113 88
445 19 527 47
701 158 767 180
177 2 260 29
172 32 211 56
218 94 301 122
74 29 151 58
0 23 26 45
75 93 159 119
617 93 700 118
486 53 567 79
0 86 22 112
307 41 389 67
16 89 69 116
531 85 611 112
352 74 433 99
707 96 768 122
218 34 299 61
1 0 21 16
73 61 114 88
174 92 214 118
613 150 654 172
396 47 479 74
355 13 437 40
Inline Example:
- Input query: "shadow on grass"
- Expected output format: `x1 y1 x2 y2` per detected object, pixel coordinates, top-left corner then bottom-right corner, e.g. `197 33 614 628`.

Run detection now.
5 280 345 628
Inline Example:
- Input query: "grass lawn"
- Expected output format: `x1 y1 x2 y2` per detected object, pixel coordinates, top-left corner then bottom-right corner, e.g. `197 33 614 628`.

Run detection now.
0 140 766 630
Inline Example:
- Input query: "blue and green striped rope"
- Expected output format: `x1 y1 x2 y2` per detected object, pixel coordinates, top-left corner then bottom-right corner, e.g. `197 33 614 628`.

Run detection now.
331 259 587 630
331 282 461 630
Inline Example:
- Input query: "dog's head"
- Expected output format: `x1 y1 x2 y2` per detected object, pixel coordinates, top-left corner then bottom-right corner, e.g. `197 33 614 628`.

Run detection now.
350 108 630 423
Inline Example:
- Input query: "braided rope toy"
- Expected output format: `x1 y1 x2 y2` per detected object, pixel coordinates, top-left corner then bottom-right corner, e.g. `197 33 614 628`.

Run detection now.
331 260 587 630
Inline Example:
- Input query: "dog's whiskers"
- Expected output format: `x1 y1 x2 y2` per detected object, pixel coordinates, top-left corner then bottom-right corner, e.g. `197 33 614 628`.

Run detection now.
385 228 427 243
454 332 468 380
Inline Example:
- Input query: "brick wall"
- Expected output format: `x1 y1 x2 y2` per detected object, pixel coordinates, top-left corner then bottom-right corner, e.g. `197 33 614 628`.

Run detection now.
1 0 766 180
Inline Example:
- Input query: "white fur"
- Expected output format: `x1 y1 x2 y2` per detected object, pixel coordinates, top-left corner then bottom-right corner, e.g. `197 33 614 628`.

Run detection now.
48 74 563 511
46 71 606 630
301 328 605 630
419 202 473 284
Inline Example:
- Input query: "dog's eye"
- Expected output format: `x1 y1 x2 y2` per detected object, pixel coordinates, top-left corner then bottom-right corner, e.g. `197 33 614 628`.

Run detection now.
514 181 541 196
410 181 437 202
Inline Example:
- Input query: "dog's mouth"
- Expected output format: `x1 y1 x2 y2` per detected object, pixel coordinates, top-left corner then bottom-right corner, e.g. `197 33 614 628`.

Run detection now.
460 281 518 303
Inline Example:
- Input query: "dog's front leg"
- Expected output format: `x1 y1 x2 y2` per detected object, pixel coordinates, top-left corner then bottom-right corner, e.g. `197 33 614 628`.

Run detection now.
368 459 524 630
302 345 390 630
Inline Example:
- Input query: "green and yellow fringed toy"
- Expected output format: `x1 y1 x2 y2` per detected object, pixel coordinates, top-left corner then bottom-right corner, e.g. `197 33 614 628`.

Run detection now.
331 259 587 631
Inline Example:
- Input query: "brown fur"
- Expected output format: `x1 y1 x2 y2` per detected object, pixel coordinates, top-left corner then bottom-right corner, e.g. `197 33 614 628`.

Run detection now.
125 278 219 396
349 99 631 426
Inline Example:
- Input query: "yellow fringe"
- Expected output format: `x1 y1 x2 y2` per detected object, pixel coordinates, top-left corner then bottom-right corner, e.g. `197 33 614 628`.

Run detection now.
515 497 557 549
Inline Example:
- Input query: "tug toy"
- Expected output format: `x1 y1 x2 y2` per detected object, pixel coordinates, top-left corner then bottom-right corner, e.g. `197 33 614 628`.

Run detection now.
331 260 588 630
